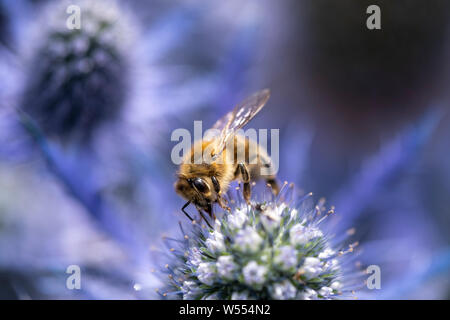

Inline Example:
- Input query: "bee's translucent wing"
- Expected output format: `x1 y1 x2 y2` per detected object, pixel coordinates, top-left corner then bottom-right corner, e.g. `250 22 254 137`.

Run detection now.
203 111 232 142
210 89 271 159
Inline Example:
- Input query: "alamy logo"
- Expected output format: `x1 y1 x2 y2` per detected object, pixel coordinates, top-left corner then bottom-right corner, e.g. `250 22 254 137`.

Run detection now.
366 265 381 289
66 265 81 290
171 121 279 176
66 5 81 30
366 5 381 30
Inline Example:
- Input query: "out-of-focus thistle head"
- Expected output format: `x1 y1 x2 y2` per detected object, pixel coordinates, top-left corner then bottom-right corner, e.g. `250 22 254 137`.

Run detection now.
21 0 135 142
159 183 363 300
0 2 10 48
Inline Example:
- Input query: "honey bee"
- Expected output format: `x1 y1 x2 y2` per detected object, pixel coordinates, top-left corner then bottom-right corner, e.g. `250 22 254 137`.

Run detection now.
174 89 279 222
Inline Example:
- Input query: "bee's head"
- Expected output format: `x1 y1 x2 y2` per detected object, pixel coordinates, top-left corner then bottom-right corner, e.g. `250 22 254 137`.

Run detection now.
174 175 216 214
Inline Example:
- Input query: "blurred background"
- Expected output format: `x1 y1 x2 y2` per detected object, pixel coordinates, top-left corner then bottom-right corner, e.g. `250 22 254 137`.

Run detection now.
0 0 449 299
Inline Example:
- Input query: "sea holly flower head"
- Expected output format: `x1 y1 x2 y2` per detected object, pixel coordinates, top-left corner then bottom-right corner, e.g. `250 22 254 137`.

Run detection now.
217 255 238 279
160 183 362 300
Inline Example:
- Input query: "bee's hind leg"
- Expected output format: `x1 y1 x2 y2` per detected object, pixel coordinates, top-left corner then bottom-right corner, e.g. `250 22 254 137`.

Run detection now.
238 163 251 205
257 151 280 195
266 177 280 195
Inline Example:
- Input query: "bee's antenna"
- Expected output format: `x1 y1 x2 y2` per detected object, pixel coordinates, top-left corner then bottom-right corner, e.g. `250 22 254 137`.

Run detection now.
181 201 194 221
197 209 213 229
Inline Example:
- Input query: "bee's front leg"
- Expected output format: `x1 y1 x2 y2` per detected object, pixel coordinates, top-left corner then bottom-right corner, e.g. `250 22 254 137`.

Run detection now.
238 163 251 205
211 176 221 194
211 175 230 212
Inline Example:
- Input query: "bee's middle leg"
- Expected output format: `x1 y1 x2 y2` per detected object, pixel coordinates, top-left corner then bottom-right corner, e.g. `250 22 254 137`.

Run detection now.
266 177 280 195
238 163 251 204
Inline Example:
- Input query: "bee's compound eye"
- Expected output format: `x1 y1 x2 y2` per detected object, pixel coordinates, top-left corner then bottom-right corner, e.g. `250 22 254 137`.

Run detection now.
192 178 209 193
